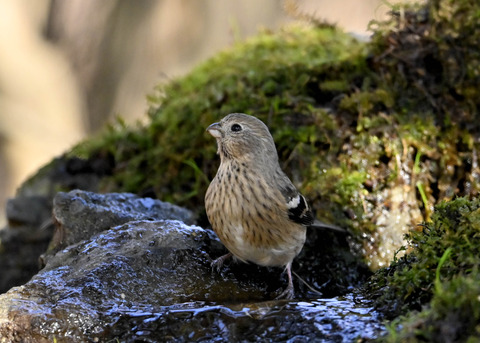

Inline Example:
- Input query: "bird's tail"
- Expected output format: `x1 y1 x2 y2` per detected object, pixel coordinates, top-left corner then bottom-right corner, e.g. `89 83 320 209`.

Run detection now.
309 220 347 234
292 270 323 296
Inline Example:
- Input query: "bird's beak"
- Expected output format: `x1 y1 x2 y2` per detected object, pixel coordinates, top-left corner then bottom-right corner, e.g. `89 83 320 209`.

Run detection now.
206 122 223 138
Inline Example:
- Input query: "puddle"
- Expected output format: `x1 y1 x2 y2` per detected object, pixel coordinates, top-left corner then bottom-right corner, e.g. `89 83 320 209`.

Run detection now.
108 293 385 342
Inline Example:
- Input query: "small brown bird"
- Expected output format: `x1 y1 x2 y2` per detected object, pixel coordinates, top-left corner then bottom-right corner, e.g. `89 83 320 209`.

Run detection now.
205 113 314 299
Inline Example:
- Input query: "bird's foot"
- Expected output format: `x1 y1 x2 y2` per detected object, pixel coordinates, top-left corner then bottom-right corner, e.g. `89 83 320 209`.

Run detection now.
275 262 295 300
275 284 295 300
211 252 232 272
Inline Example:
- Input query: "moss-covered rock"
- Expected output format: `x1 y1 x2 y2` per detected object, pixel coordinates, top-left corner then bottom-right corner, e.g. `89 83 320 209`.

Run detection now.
369 0 480 127
356 1 480 340
366 198 480 342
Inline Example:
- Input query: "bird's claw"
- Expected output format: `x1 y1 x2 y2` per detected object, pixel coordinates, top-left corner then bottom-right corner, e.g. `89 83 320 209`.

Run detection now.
211 252 232 272
275 285 295 300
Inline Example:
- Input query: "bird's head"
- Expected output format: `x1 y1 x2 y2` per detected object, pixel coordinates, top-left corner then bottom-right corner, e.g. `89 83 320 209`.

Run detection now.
206 113 278 164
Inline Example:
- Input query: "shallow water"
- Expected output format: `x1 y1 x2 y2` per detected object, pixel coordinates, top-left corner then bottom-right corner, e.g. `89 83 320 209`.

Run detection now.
109 293 385 342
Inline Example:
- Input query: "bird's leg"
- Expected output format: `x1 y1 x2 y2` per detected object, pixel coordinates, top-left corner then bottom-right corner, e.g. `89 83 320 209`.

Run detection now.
275 262 295 300
211 252 233 272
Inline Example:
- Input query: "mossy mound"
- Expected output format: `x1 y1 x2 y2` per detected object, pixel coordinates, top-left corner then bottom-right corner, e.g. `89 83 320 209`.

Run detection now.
366 198 480 342
71 24 368 213
369 0 480 128
361 0 480 340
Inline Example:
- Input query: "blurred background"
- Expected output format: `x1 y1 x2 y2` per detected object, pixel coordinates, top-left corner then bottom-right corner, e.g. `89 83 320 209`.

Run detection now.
0 0 412 226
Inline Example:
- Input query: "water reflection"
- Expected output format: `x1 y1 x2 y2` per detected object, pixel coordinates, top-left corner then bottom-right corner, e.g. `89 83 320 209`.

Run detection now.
110 293 385 342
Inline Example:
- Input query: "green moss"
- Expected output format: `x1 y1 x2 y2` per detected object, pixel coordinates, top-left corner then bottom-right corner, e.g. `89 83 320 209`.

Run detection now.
368 198 480 341
70 24 369 215
368 0 480 125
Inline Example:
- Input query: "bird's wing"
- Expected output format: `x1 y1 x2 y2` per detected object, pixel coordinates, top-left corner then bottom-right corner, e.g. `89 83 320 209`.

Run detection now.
276 174 346 232
281 183 314 226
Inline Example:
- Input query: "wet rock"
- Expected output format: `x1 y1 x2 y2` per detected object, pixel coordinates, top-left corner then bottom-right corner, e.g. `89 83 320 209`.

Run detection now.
0 218 383 342
0 220 276 342
44 190 196 264
0 153 112 292
0 188 376 341
0 190 196 294
0 159 105 294
362 185 423 269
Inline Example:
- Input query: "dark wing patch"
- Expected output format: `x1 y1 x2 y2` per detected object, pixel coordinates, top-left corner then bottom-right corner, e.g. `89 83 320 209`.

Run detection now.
287 193 314 226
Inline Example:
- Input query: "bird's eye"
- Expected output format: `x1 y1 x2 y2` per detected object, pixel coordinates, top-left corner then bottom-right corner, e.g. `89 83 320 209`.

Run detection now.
231 123 242 132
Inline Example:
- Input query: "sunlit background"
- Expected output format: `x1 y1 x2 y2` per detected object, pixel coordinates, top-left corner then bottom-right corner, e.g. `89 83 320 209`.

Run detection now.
0 0 412 226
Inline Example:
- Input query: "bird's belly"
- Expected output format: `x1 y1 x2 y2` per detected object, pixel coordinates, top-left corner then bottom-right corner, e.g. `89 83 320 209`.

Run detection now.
218 223 306 268
205 167 307 268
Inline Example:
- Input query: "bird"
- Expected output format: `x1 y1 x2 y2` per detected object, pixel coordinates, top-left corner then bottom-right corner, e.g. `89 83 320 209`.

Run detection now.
204 112 317 299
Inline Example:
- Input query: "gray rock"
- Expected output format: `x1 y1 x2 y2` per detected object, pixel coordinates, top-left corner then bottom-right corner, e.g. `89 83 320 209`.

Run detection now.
0 219 384 342
44 190 196 263
0 190 197 294
0 224 53 294
0 220 267 342
6 195 52 227
0 195 54 293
